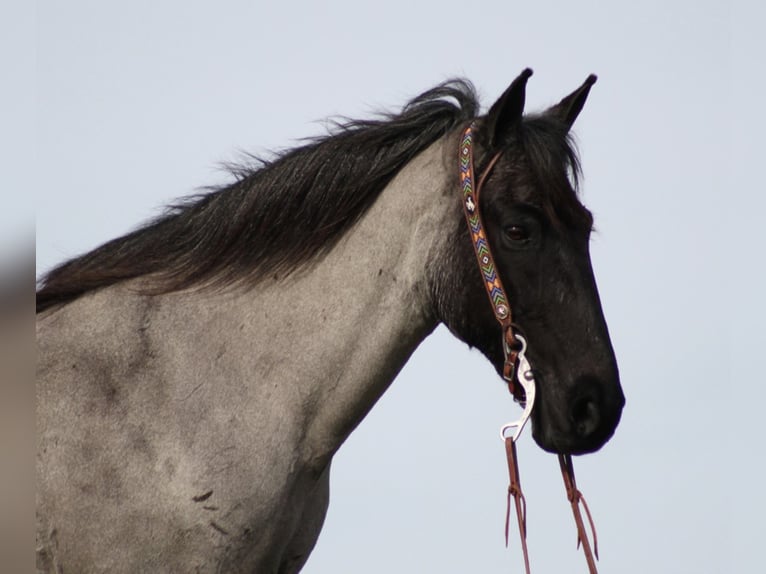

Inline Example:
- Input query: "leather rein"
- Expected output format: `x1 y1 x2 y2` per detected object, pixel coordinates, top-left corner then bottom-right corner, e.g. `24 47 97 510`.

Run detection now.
459 123 599 574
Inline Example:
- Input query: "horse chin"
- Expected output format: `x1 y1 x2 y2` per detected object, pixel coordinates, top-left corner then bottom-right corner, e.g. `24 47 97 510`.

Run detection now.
530 419 566 454
531 425 610 455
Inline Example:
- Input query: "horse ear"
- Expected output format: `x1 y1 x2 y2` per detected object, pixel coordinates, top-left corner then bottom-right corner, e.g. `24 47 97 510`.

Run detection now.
485 68 533 150
548 74 597 129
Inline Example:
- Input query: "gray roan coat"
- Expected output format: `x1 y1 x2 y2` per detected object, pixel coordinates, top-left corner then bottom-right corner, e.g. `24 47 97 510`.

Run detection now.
36 71 624 573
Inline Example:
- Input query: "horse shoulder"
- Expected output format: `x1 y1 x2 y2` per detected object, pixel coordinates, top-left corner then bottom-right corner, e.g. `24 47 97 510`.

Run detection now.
37 284 328 572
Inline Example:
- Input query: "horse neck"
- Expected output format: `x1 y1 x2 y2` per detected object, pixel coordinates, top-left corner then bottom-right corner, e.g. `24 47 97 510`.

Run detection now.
170 133 459 463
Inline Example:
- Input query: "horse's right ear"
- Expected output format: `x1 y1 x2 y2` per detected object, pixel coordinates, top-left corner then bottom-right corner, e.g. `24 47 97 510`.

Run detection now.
548 74 598 129
485 68 533 150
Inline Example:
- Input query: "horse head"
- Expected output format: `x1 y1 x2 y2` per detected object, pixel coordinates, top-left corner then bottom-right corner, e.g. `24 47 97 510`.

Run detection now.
437 70 625 455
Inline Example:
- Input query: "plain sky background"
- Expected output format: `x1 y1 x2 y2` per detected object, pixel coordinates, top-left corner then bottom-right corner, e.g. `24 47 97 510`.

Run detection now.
22 0 765 572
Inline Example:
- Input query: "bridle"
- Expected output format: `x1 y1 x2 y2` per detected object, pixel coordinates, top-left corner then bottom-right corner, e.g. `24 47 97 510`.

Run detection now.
459 123 599 574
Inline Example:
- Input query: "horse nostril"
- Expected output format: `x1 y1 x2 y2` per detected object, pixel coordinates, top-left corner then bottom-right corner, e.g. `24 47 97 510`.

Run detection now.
570 396 601 438
556 375 623 454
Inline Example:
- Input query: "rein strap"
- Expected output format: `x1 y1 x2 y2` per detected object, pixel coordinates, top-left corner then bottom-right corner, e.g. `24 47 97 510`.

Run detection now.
559 454 599 573
504 437 530 574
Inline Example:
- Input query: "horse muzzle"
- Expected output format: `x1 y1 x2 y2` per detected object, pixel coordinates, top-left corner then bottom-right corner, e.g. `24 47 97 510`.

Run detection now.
531 372 625 455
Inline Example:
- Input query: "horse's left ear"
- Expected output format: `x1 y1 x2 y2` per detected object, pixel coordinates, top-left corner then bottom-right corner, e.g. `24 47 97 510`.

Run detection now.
548 74 598 129
485 68 534 150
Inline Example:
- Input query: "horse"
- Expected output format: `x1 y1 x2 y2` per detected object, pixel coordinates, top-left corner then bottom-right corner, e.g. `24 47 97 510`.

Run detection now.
36 69 625 573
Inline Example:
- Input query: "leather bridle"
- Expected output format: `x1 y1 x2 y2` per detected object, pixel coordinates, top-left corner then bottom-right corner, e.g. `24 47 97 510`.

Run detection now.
459 123 599 574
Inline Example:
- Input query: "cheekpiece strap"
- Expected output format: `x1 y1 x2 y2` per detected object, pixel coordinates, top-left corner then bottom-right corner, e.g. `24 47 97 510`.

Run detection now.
459 124 513 328
459 123 522 399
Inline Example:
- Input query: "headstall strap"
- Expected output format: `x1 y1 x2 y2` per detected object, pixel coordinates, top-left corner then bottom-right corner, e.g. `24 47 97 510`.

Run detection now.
458 124 523 402
460 123 531 571
459 123 600 574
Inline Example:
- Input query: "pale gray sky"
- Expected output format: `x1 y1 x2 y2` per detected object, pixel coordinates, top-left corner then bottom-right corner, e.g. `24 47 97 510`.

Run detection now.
31 1 765 572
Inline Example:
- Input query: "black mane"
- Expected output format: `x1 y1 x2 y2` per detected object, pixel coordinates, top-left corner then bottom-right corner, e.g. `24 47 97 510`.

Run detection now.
37 80 479 313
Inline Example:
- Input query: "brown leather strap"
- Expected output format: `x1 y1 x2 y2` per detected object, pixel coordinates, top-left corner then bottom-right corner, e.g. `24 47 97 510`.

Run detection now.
475 151 503 206
505 438 531 574
559 454 599 574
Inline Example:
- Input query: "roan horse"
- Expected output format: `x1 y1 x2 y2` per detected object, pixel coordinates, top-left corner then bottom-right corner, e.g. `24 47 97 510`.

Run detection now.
36 70 625 573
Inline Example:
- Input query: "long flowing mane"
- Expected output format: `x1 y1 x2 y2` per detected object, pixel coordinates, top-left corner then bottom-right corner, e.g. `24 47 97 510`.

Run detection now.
37 80 479 313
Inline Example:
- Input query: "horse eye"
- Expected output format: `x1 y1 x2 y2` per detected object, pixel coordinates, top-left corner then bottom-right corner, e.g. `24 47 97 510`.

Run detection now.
504 224 530 242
